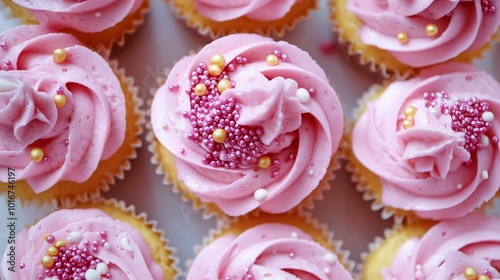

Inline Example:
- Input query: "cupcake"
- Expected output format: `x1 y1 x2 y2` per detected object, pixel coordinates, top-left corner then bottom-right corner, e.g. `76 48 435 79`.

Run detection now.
1 0 150 50
0 25 143 204
362 213 500 280
168 0 318 38
331 0 500 77
0 198 179 279
186 210 354 279
150 33 344 217
349 63 500 222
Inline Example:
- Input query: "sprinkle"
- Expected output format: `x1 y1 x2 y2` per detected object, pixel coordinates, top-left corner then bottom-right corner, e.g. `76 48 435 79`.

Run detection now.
397 32 409 44
0 42 7 49
402 119 414 130
425 23 438 36
457 184 463 189
30 148 44 162
217 79 232 93
121 237 134 252
208 64 221 76
19 263 25 269
266 54 279 66
194 83 207 96
291 232 298 238
67 231 83 244
53 94 66 107
95 263 109 274
482 170 489 180
253 188 269 201
324 253 336 264
95 12 101 18
41 256 54 268
52 48 67 63
257 155 271 169
479 275 492 280
210 54 225 68
308 169 314 176
212 128 227 143
47 246 58 256
103 242 110 250
296 88 310 103
324 267 331 274
85 269 101 280
482 111 494 122
464 267 477 280
404 106 417 118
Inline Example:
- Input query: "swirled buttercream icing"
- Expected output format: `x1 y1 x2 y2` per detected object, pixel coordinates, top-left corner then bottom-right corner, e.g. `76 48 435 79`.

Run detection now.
151 33 343 216
0 208 163 279
187 223 353 279
11 0 143 33
382 214 500 280
352 63 500 220
347 0 500 67
195 0 300 21
0 25 125 193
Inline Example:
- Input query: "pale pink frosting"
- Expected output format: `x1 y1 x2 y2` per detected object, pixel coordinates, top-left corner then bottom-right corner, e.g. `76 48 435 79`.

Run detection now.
187 223 353 279
0 25 125 193
382 214 500 280
0 208 163 279
348 0 500 67
151 34 343 216
352 63 500 220
12 0 143 33
195 0 301 21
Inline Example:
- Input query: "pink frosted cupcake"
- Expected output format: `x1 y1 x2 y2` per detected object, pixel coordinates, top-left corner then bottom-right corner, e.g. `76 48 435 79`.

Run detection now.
349 63 500 222
150 33 344 218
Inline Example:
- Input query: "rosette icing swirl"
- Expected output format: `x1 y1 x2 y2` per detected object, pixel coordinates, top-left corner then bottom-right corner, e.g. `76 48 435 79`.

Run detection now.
187 223 353 279
11 0 143 32
348 0 500 67
352 63 500 220
195 0 300 21
151 34 343 216
0 208 163 279
0 25 125 193
382 214 500 280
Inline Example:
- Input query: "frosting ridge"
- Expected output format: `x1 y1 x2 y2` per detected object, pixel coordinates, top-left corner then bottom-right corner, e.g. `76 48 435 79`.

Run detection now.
195 0 300 21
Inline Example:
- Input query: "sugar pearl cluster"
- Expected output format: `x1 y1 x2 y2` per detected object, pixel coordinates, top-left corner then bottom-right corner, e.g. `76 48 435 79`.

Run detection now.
422 91 497 158
28 231 111 280
463 266 493 280
481 0 497 14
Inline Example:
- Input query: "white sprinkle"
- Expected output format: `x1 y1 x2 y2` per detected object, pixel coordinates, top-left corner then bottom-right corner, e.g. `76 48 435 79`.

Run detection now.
85 269 101 280
308 169 314 176
0 78 17 91
96 263 109 275
324 253 337 264
291 232 298 238
457 184 463 190
121 237 134 253
482 170 489 180
95 12 101 18
324 267 331 274
482 135 490 148
482 111 494 122
296 88 310 103
253 188 268 201
67 231 83 244
103 242 110 250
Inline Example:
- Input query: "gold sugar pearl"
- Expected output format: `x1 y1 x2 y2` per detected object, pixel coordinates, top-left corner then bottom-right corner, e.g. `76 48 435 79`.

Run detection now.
266 54 279 66
425 23 438 37
208 64 221 76
43 234 50 241
402 119 414 130
54 240 66 248
404 106 418 118
41 256 54 268
210 54 225 68
53 48 67 64
258 155 272 169
194 83 207 96
217 79 232 94
464 267 477 280
47 246 58 256
397 32 409 44
479 275 491 280
53 94 66 107
212 128 227 143
29 148 44 162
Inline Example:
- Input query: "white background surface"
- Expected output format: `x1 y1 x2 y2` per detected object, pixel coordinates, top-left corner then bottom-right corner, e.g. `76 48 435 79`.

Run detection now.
2 0 500 277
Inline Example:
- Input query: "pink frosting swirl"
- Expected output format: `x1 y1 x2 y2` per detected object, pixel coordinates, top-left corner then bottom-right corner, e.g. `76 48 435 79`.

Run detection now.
151 34 343 216
382 214 500 280
195 0 300 21
348 0 500 67
352 63 500 220
187 223 353 279
0 208 163 279
12 0 143 32
0 25 125 193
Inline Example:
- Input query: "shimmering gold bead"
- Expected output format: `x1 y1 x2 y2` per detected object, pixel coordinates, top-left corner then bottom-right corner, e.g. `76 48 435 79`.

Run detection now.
212 128 227 143
464 267 477 280
258 155 272 169
402 119 414 130
404 106 418 118
397 32 409 44
43 234 50 241
266 54 279 66
53 48 67 64
30 148 44 162
54 240 66 248
47 246 58 256
53 94 66 107
217 79 232 94
425 23 438 37
194 83 207 96
478 275 491 280
41 256 54 268
210 54 225 68
208 64 221 76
